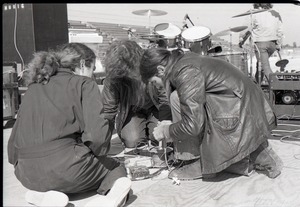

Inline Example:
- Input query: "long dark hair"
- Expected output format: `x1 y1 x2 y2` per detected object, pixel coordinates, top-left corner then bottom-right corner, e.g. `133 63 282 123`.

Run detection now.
103 40 145 111
140 48 184 86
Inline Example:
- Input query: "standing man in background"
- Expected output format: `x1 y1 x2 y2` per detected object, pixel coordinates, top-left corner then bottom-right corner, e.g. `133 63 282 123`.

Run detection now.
239 3 284 83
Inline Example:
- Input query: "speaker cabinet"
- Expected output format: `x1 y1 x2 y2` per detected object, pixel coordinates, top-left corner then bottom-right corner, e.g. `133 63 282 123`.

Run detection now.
3 62 19 120
2 3 69 65
269 73 300 118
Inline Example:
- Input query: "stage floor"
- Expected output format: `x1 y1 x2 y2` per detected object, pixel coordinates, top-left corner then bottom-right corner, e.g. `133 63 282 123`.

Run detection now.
3 119 300 207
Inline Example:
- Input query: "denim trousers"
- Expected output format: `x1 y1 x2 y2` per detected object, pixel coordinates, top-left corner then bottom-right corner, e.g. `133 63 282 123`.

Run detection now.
169 90 283 177
118 107 159 148
254 41 277 82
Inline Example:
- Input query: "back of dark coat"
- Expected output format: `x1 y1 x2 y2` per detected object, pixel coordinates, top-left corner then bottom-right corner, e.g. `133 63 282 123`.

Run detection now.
7 69 113 192
168 53 276 174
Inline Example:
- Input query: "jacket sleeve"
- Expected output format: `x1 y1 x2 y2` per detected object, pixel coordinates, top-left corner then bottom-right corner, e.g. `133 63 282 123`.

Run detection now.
169 66 206 141
101 80 120 124
81 79 113 156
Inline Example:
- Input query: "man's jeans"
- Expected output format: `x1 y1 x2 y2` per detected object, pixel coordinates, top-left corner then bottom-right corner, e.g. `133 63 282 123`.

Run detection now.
254 41 277 83
118 107 159 148
170 90 283 178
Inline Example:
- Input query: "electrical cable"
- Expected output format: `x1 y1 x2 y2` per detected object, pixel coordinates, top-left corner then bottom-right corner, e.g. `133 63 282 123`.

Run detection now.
272 129 300 133
278 134 300 170
13 3 25 72
278 114 300 120
272 125 300 170
163 146 177 171
280 135 300 146
288 99 300 118
278 123 300 127
271 133 284 137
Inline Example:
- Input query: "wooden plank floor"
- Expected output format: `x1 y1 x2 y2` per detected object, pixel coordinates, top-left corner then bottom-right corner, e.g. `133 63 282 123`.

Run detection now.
3 119 300 207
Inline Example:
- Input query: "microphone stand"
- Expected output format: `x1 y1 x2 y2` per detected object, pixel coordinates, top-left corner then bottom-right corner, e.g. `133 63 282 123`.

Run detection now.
249 11 254 81
183 23 188 29
186 15 195 26
254 43 262 85
229 33 233 52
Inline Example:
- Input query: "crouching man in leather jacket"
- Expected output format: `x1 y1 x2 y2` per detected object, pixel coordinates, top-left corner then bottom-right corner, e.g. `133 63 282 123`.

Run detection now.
139 48 283 181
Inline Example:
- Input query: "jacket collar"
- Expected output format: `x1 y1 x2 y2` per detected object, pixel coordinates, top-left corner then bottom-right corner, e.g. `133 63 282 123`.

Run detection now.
57 68 74 75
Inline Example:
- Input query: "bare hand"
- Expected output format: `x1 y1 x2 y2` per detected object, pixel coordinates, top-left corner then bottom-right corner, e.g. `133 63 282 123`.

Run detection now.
153 125 166 141
153 121 173 142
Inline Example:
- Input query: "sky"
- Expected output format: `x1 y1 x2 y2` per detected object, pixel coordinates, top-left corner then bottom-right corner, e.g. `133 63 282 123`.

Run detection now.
67 3 300 46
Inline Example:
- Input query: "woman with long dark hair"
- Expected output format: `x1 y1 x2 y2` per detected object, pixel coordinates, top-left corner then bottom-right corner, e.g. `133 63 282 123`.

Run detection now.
102 40 172 148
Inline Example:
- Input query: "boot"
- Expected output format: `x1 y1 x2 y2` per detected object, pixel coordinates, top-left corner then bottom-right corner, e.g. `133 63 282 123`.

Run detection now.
168 159 202 180
225 156 254 176
250 141 283 179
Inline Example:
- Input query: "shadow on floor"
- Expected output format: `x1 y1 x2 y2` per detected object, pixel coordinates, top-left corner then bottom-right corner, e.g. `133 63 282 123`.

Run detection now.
68 191 97 201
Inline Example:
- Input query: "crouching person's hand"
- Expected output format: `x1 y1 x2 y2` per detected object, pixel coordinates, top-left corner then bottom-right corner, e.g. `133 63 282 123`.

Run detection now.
153 121 172 142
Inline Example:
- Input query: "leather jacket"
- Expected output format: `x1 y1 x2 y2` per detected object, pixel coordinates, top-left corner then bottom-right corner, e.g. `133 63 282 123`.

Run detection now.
167 53 277 174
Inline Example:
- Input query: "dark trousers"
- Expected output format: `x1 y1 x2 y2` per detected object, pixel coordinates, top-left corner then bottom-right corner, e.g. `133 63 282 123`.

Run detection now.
254 41 277 83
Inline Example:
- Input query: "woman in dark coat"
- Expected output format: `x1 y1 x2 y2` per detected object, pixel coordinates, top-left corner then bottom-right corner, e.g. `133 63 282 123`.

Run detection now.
7 43 131 207
139 48 283 180
102 40 172 148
